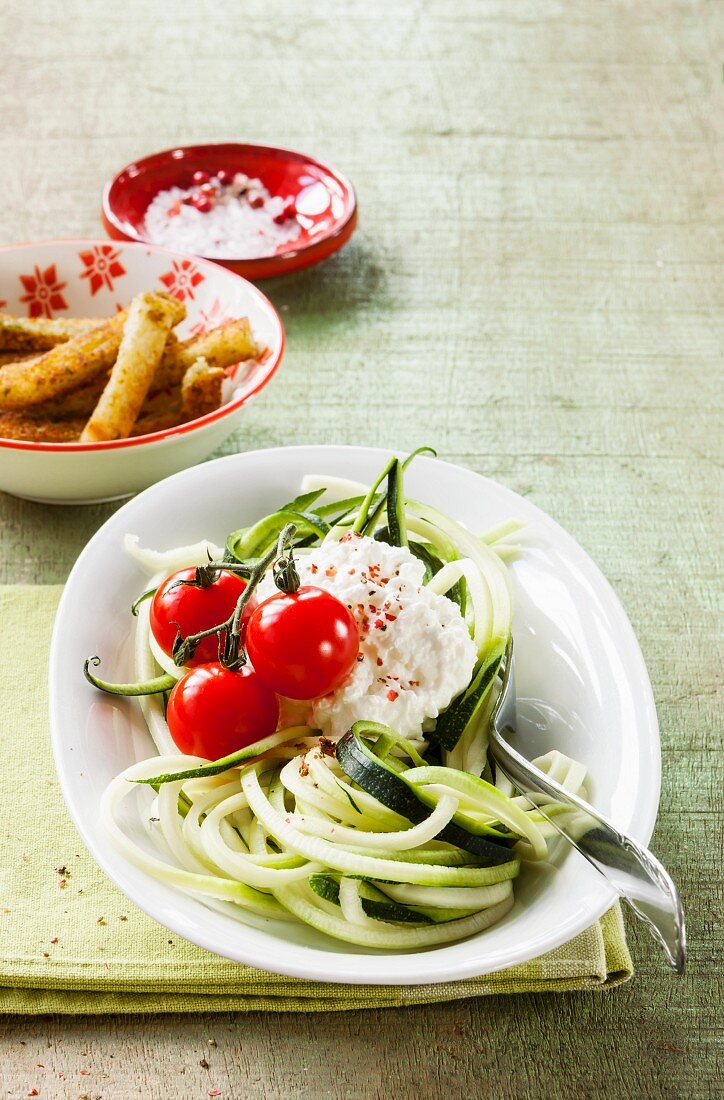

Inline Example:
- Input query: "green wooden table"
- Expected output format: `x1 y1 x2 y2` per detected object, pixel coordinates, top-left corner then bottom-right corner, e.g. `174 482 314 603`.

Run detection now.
0 1 721 1096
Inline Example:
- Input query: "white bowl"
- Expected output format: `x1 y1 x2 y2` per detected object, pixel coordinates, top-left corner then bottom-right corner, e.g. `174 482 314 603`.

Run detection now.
49 446 661 984
0 240 284 503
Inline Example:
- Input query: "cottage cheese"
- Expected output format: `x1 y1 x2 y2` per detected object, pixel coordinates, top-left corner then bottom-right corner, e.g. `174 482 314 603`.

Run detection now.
256 533 477 739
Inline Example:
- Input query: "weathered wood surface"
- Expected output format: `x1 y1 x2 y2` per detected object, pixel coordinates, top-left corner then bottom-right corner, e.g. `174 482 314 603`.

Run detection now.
0 0 721 1096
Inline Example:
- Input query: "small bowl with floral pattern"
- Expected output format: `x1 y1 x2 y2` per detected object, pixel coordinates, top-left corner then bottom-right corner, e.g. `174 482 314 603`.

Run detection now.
0 239 284 503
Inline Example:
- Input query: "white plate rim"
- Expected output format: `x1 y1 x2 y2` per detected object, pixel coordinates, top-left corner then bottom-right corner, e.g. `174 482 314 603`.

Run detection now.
49 445 660 984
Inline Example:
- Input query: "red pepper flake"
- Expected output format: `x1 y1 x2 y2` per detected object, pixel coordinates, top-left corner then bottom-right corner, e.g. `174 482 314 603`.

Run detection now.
386 689 399 702
325 566 337 578
368 605 378 614
209 1091 222 1098
380 577 390 584
27 1091 38 1097
80 1069 91 1075
385 613 397 622
310 564 318 574
348 568 356 574
376 657 383 667
50 937 58 944
58 879 67 889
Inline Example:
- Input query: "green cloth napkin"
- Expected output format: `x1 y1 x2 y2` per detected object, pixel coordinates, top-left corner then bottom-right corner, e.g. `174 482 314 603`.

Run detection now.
0 586 632 1014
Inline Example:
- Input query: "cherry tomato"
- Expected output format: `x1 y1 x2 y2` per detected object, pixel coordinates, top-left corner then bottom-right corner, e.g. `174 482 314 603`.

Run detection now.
245 586 359 700
166 663 279 758
150 568 255 667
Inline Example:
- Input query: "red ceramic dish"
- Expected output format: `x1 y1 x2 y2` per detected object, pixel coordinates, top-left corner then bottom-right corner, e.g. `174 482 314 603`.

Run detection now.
102 143 358 280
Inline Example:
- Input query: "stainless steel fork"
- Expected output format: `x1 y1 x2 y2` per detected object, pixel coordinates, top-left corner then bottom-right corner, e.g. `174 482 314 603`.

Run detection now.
488 639 686 973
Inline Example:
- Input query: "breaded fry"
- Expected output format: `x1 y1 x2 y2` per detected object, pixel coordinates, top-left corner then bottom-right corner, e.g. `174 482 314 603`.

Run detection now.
0 296 185 413
181 356 226 420
0 313 98 352
0 411 84 443
24 333 182 420
0 313 128 409
154 317 259 389
0 351 36 368
131 409 185 436
80 293 181 442
25 377 107 420
23 317 256 412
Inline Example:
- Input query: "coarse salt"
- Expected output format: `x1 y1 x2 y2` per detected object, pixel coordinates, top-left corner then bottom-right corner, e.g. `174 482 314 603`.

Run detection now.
144 173 302 259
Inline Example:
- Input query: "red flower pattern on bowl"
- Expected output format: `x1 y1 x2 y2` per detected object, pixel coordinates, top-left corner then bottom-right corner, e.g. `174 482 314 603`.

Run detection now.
159 259 205 302
186 298 232 337
79 245 127 296
18 263 69 318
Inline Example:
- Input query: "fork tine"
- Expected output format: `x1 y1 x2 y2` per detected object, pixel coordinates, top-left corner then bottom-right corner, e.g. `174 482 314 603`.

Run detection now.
491 636 514 729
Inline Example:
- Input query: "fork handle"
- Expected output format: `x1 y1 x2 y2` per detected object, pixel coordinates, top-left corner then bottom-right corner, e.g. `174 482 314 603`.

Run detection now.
489 731 686 973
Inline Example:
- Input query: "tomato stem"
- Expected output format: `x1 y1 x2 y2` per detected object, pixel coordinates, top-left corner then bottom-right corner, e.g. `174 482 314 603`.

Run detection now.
84 656 176 696
272 523 301 595
172 523 298 670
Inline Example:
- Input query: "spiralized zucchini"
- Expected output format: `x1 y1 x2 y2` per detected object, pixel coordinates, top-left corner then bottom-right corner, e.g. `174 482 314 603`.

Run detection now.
100 452 588 950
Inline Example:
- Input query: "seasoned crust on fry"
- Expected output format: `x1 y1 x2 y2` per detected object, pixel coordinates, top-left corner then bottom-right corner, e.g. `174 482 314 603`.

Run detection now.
80 293 181 442
181 357 226 420
24 333 182 421
0 313 127 409
0 295 185 411
0 411 84 443
0 351 37 368
0 314 99 352
154 317 259 389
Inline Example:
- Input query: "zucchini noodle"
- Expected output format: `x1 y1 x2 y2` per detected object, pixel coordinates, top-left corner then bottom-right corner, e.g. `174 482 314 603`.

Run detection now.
97 453 589 950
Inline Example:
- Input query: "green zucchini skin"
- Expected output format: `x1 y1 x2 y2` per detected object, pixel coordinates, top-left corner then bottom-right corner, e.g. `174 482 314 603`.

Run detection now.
336 730 515 865
431 647 505 752
308 874 433 925
386 458 408 547
226 508 329 563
